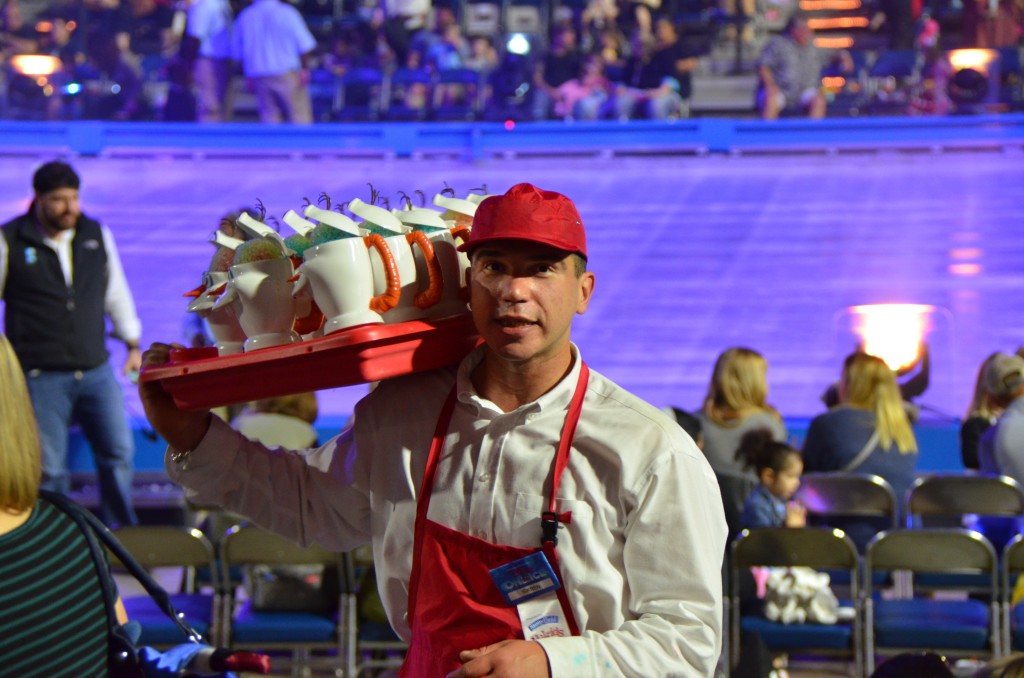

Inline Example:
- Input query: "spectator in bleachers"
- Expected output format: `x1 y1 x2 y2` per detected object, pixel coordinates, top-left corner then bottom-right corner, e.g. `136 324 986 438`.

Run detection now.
381 0 430 67
82 29 150 120
616 0 660 43
118 0 179 63
553 53 612 119
182 0 234 122
612 17 700 120
720 0 758 47
409 4 456 58
802 351 918 549
0 0 37 55
231 0 318 124
960 352 1006 470
580 0 619 52
531 23 584 120
699 346 788 478
592 25 629 82
755 13 825 120
464 35 498 75
162 53 197 120
322 19 380 74
907 44 953 115
978 351 1024 482
80 0 126 47
425 21 469 71
869 0 915 49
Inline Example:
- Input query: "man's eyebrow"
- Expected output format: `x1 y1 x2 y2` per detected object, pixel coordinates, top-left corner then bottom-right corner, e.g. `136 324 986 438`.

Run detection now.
474 248 567 264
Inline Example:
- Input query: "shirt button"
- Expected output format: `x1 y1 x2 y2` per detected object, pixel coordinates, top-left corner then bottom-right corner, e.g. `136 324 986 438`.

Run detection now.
526 413 538 423
477 472 491 484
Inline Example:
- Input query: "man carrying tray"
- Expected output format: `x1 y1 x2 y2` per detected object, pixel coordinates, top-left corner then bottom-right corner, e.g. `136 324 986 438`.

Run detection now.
140 182 727 677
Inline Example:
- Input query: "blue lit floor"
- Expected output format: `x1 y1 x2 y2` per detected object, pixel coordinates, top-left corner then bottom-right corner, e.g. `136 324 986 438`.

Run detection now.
1 147 1021 434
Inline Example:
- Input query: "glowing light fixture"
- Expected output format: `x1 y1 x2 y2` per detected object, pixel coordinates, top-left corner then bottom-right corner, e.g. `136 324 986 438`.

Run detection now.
815 37 854 49
10 54 62 77
849 304 934 370
949 49 997 76
506 33 531 56
801 0 861 9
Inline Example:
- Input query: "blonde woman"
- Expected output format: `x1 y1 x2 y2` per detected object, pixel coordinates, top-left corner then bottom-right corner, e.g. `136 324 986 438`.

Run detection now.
0 333 127 676
961 352 1007 470
802 351 919 548
700 347 787 476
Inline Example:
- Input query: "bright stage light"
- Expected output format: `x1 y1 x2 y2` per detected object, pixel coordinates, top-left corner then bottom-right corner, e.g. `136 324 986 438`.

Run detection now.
10 54 62 77
849 304 934 370
506 33 531 56
947 48 1000 108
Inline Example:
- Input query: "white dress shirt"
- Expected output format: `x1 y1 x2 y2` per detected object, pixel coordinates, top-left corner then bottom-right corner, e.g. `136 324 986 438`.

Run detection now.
168 344 726 676
230 0 317 78
187 0 233 60
0 221 141 344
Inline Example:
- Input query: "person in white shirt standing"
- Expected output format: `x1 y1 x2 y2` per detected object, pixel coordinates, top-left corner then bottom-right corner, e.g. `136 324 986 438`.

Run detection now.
140 182 727 677
183 0 235 122
1 160 142 528
231 0 318 124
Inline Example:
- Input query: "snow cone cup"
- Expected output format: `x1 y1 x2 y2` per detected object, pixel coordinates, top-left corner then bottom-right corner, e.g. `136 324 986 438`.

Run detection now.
369 231 444 323
292 234 400 335
214 257 300 351
186 271 246 355
395 208 462 318
348 198 435 324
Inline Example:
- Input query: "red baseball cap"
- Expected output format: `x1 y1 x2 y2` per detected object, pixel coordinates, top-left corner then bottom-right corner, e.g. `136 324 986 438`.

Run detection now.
457 183 587 259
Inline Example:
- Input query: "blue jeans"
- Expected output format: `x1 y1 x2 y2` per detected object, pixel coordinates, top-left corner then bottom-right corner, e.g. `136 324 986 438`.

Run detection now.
26 363 138 527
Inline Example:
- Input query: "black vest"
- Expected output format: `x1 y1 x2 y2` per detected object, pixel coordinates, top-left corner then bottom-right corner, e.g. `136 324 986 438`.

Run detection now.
2 210 110 371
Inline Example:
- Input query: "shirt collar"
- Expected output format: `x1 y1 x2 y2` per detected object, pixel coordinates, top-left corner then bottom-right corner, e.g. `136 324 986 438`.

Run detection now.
455 343 583 417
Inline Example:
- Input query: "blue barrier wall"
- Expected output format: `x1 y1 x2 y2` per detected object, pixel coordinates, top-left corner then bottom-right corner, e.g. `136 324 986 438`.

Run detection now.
2 115 1023 158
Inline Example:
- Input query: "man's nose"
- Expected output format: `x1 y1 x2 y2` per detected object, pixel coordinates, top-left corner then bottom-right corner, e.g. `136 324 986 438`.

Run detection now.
498 275 529 300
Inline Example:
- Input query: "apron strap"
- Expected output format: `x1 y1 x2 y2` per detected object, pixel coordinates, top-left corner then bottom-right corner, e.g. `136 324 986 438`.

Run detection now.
407 387 458 620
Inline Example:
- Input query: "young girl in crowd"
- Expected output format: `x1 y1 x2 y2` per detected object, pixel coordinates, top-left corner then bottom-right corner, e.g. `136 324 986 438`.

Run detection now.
736 428 806 529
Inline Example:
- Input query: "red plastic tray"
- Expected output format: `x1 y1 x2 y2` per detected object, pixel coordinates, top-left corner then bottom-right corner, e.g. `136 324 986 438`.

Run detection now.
140 313 479 410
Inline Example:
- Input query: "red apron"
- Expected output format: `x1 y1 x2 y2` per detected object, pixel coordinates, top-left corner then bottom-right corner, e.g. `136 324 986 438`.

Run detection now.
399 364 589 677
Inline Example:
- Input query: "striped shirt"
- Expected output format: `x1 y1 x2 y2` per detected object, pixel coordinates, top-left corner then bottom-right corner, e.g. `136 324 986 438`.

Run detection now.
0 499 111 678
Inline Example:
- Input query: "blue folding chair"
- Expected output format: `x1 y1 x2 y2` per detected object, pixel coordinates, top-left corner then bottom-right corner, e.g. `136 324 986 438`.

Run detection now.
386 67 432 121
431 68 484 121
731 527 863 677
1001 534 1024 652
865 528 1000 674
308 68 341 121
110 526 220 647
337 67 385 121
220 524 345 676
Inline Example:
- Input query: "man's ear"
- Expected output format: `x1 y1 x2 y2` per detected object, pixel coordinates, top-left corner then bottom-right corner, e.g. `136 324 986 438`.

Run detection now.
576 271 595 315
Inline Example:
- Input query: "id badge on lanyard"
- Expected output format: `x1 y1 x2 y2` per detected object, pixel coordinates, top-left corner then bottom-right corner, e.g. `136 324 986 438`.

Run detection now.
489 552 573 640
